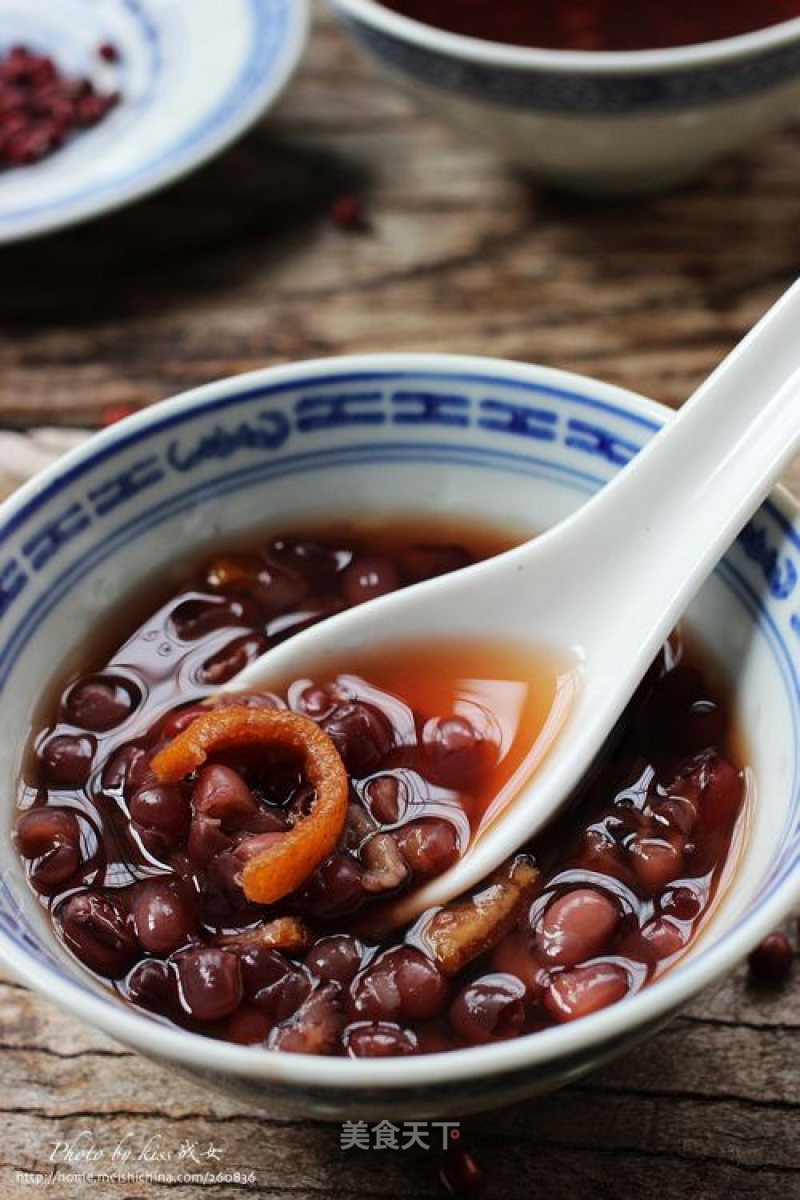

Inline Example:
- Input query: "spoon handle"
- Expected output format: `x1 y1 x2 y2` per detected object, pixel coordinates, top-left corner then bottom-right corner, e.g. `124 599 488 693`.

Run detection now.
554 278 800 663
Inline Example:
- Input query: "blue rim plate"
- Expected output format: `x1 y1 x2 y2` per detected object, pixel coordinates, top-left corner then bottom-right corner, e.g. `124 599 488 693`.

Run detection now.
0 0 308 244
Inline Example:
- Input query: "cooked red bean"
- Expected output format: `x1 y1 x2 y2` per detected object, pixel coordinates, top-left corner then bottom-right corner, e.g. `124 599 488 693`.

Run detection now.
268 982 346 1054
323 701 393 775
490 930 545 995
537 888 621 967
628 835 684 891
131 878 197 956
341 556 400 605
39 733 95 787
396 819 459 877
364 774 403 824
126 958 179 1013
305 935 363 986
176 947 242 1021
349 948 448 1022
544 963 630 1023
60 891 138 977
422 716 489 787
16 808 81 889
129 784 190 847
449 973 526 1044
344 1021 418 1057
65 675 136 730
202 633 269 685
298 853 365 919
192 765 257 824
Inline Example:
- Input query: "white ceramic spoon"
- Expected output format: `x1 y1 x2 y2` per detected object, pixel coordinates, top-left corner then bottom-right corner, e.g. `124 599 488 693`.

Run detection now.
225 279 800 919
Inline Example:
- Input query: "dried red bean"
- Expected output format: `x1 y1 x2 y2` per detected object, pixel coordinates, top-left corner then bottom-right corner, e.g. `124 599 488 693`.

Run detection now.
748 931 794 984
440 1147 484 1196
330 194 366 230
16 808 82 889
176 947 243 1021
60 891 138 978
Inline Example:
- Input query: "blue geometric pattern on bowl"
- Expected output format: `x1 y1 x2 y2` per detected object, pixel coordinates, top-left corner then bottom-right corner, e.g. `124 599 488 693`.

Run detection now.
340 14 800 114
0 365 798 1021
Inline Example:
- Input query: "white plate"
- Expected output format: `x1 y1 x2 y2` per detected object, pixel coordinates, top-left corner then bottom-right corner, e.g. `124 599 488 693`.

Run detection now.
0 0 308 243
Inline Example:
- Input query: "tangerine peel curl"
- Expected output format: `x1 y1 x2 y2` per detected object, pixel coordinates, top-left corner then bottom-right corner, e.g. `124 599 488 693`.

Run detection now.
150 705 348 904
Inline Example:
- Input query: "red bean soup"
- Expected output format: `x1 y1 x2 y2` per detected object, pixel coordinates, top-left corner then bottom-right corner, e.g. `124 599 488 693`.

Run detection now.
379 0 800 52
14 517 749 1056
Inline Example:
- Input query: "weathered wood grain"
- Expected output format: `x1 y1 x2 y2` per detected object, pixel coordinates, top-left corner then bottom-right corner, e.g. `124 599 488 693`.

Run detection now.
2 4 800 1198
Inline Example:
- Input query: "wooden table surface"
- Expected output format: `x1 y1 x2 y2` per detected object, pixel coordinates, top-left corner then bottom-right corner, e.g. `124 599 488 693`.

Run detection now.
2 6 800 1198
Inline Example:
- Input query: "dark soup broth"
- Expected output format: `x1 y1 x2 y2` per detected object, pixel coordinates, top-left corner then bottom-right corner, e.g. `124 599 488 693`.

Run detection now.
379 0 800 52
14 516 748 1054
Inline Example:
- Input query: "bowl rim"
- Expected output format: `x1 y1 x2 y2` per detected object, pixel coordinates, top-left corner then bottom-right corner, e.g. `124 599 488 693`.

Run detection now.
2 350 799 1092
331 0 800 75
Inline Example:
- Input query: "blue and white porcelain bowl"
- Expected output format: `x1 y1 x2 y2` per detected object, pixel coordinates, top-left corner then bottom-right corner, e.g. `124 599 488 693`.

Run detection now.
0 0 308 243
0 354 798 1118
331 0 800 193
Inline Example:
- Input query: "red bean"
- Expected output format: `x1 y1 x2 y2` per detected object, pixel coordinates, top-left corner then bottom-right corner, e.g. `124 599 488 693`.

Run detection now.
449 973 526 1045
628 835 683 892
39 733 95 787
700 755 742 831
60 891 138 978
748 931 794 984
490 931 545 995
323 701 393 775
202 633 269 685
102 744 148 795
268 981 346 1054
209 1004 271 1045
127 958 179 1013
536 888 620 967
238 946 291 997
298 853 365 919
65 675 136 730
341 556 400 605
440 1147 484 1196
192 765 257 824
177 947 242 1021
305 935 363 986
395 819 459 877
131 878 197 956
16 808 81 889
349 948 448 1022
658 885 702 921
544 963 629 1023
422 715 490 787
268 537 347 586
130 784 191 848
171 595 254 640
186 816 231 868
254 966 313 1022
364 774 403 824
401 543 471 582
344 1021 418 1057
159 705 208 740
